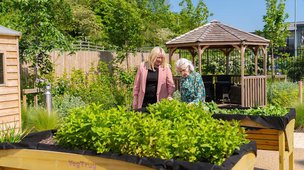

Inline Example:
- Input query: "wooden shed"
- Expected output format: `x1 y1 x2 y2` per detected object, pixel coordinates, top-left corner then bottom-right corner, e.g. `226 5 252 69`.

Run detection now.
166 20 270 107
0 25 22 130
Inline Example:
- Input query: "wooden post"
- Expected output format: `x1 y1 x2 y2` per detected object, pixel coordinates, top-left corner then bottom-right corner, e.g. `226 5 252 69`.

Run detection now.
299 81 303 103
240 45 246 107
34 95 38 107
279 131 285 170
22 94 27 109
254 47 259 76
263 46 268 106
198 46 202 74
225 55 229 75
168 47 177 66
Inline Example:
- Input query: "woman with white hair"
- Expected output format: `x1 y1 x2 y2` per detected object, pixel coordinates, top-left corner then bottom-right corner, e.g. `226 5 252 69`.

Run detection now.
132 47 175 110
175 58 206 103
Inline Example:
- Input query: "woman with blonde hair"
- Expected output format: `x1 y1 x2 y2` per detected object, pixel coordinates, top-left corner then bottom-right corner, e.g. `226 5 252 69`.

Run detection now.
175 58 205 104
132 47 175 109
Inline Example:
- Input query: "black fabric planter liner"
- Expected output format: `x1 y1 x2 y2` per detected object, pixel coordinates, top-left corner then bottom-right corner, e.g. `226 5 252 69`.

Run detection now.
212 108 296 130
0 130 256 170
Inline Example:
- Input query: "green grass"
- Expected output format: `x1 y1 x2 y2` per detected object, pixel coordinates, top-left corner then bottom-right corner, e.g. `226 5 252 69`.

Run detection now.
22 106 60 132
295 103 304 131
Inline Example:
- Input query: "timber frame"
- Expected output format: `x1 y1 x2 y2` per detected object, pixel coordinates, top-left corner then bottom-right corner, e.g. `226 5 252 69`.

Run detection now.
166 20 270 107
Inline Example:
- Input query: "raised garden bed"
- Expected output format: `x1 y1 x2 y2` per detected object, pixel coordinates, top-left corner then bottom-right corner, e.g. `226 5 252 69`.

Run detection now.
0 130 257 170
212 107 296 170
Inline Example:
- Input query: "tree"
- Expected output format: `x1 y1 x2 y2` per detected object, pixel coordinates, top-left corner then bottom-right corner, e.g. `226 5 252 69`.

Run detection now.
66 0 104 43
262 0 289 77
176 0 211 34
94 0 144 51
0 0 75 85
138 0 176 46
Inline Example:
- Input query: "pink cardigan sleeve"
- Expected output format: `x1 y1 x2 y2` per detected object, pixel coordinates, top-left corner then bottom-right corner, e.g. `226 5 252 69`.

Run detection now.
132 64 142 109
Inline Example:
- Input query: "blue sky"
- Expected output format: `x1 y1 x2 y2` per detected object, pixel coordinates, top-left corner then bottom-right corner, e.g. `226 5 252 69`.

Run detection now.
170 0 304 32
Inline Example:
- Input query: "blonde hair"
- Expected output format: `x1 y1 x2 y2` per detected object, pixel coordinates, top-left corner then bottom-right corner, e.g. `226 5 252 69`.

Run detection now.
146 47 167 70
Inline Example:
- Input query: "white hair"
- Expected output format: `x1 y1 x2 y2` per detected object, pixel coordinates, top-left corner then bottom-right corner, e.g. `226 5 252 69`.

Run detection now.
175 58 194 72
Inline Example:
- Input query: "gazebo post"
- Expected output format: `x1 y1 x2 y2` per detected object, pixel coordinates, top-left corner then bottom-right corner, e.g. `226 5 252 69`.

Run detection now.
263 46 268 106
240 45 247 107
198 46 202 74
188 48 197 67
196 46 209 74
253 47 259 76
221 48 233 75
168 47 177 65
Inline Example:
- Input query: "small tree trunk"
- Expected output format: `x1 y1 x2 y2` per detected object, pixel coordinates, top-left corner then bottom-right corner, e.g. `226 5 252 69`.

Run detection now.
271 48 275 82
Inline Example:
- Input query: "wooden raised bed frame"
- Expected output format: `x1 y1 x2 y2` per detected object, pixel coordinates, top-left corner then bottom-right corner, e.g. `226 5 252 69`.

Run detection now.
0 148 256 170
240 118 295 170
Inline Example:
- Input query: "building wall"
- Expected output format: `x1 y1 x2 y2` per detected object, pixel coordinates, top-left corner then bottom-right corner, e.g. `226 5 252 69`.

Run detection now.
0 35 21 129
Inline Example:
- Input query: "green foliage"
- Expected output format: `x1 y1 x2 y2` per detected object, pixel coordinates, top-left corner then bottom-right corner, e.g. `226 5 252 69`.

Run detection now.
173 90 181 101
263 0 289 49
94 0 144 50
66 0 104 42
176 0 211 34
205 101 288 116
113 68 136 108
267 81 298 107
0 123 29 143
287 58 304 81
53 94 86 118
21 106 60 132
295 103 304 130
56 100 248 165
262 0 289 76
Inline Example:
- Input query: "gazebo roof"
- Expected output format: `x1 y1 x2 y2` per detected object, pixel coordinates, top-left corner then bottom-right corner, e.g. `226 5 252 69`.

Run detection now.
166 20 269 47
0 25 21 36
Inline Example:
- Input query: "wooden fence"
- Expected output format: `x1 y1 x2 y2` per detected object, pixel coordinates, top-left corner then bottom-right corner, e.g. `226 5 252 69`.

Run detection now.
49 50 180 77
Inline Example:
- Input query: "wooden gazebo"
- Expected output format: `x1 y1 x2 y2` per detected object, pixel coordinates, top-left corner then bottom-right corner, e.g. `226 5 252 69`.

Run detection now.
166 20 270 107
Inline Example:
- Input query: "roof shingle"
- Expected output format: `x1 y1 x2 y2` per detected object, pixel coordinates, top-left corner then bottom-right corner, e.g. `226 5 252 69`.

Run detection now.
166 20 269 46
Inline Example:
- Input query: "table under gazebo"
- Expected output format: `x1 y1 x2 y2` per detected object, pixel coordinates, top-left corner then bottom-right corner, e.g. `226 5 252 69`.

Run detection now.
166 20 270 107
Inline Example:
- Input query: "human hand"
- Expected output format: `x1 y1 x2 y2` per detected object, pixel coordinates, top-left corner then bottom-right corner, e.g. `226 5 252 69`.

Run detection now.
167 97 173 101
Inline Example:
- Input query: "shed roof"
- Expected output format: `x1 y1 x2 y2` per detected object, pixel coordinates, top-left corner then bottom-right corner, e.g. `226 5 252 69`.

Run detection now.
0 25 21 36
166 20 269 47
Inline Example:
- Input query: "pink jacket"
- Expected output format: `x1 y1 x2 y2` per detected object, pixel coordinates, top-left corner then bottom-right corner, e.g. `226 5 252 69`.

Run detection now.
132 62 175 109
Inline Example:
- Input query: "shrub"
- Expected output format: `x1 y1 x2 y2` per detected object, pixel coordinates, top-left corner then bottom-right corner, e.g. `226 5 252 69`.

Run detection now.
22 106 60 132
267 81 298 107
53 94 86 118
55 100 248 165
287 58 304 81
53 62 119 109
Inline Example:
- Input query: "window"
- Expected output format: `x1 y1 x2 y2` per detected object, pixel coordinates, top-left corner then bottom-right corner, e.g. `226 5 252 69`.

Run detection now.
0 53 4 84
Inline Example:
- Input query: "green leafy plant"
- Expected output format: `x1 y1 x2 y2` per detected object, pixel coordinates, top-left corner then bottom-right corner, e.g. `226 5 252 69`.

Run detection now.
205 101 288 117
55 100 248 165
